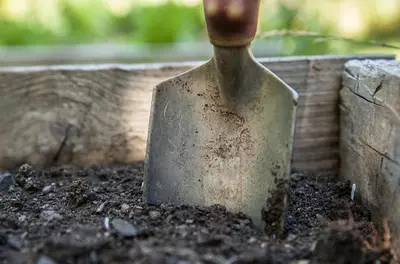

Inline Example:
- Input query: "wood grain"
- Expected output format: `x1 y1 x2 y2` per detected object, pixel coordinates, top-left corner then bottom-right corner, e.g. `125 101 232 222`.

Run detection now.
0 54 395 174
339 59 400 257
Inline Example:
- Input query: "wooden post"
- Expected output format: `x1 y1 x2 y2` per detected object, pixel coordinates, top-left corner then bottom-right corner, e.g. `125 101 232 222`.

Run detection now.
339 59 400 256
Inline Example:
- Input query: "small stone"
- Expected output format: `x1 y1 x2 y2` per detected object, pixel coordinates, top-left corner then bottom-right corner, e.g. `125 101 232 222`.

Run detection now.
316 214 328 225
111 219 137 237
240 219 250 226
36 255 57 264
104 217 110 230
18 215 26 222
0 172 14 191
290 261 310 264
42 185 52 194
149 210 161 220
291 172 305 183
200 228 209 234
90 251 98 263
7 236 22 250
248 237 257 244
96 202 107 213
185 219 194 224
286 215 295 225
121 203 130 213
40 210 63 221
166 215 173 222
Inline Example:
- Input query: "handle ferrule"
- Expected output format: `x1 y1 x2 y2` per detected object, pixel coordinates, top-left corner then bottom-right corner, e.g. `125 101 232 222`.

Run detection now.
203 0 261 47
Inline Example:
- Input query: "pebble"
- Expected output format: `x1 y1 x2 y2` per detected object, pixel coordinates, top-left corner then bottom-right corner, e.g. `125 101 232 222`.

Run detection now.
121 203 130 213
18 215 26 222
42 185 52 194
149 210 161 220
7 236 22 250
240 219 250 226
104 217 110 230
247 237 257 244
290 261 310 264
111 219 137 237
36 255 57 264
96 202 107 213
0 172 14 191
166 214 173 222
40 210 63 221
316 214 328 225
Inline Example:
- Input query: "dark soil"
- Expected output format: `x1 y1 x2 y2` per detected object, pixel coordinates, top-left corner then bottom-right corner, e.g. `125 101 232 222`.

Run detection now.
0 163 395 264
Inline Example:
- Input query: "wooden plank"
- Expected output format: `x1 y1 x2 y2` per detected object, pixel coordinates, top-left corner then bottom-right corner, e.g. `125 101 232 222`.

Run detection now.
0 41 281 66
339 59 400 257
0 54 395 174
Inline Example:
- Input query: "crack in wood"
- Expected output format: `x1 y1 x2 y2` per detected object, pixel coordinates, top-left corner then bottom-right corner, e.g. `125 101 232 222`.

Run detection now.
346 86 382 106
360 138 400 167
52 124 73 164
373 79 384 97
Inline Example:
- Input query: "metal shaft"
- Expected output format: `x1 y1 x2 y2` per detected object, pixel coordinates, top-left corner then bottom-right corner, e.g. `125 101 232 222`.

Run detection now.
211 45 252 110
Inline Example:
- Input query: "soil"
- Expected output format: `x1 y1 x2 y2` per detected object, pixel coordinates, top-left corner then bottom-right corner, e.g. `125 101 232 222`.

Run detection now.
0 162 395 264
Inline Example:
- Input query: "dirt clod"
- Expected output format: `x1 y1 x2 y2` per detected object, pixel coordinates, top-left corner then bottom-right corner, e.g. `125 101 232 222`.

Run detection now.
0 163 396 264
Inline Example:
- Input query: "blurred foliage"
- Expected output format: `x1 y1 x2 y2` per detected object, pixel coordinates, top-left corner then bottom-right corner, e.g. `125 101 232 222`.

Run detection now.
0 0 399 56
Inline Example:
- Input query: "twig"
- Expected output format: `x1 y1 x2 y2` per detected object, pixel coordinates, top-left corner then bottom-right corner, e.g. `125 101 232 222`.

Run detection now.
257 30 400 50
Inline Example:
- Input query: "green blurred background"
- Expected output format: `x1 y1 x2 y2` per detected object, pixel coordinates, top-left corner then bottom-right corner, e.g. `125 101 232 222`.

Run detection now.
0 0 399 65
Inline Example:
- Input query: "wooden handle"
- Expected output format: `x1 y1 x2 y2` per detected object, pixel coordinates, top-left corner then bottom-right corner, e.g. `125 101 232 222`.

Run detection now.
203 0 261 47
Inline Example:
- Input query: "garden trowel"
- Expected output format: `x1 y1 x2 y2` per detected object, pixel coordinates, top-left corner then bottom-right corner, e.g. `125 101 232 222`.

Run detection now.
143 0 298 234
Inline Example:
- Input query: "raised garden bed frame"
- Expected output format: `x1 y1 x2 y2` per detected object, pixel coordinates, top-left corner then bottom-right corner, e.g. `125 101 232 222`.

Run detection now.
0 53 398 257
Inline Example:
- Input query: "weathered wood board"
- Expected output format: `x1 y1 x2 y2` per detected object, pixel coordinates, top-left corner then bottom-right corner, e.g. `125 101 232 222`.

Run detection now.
0 54 395 174
339 59 400 256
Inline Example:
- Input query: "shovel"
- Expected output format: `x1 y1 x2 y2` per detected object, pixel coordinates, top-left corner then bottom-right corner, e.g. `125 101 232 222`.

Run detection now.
143 0 298 235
